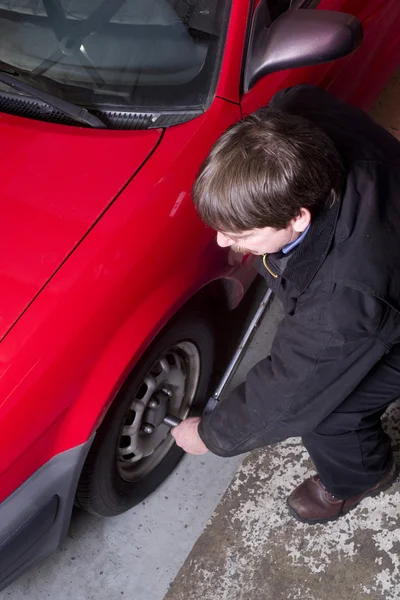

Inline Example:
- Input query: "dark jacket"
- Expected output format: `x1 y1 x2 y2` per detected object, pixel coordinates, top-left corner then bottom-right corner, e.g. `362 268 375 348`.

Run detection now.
198 84 400 457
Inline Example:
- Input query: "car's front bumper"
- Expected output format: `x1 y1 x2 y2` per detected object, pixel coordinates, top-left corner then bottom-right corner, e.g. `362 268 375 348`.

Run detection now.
0 435 94 591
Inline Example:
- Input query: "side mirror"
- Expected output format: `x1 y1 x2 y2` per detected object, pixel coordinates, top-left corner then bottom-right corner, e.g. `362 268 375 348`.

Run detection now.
243 6 363 92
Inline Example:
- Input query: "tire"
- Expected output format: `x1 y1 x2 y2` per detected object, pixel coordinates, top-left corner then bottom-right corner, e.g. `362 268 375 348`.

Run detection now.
75 312 214 517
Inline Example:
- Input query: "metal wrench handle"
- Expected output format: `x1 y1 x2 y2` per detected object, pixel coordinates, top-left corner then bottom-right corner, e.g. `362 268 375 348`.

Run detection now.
163 414 182 428
164 286 273 428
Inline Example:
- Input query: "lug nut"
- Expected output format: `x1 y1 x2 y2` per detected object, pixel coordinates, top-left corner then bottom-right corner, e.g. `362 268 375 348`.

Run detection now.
149 399 159 409
142 424 155 434
162 388 172 397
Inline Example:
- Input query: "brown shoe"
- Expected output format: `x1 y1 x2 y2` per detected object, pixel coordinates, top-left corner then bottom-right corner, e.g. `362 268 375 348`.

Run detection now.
287 463 398 525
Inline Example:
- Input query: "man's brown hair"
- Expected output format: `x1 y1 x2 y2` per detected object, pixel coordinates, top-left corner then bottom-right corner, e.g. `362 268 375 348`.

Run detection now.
192 107 345 233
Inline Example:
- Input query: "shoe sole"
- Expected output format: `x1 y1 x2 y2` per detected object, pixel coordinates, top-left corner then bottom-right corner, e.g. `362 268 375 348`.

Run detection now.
286 465 399 525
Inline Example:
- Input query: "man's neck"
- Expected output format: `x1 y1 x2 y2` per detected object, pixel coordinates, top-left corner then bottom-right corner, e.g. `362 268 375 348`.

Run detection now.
281 225 311 255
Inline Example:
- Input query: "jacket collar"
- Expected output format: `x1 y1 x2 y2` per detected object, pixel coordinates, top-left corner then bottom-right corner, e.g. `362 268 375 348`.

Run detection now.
266 196 341 294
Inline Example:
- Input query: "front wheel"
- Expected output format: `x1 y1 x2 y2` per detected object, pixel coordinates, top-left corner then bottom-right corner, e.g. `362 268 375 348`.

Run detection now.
75 312 214 516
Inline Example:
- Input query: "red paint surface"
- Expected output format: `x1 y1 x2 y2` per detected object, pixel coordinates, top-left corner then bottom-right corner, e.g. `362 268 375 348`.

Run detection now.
0 116 160 338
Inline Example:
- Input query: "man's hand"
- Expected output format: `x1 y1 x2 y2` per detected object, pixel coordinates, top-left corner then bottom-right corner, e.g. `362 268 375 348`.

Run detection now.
170 417 209 455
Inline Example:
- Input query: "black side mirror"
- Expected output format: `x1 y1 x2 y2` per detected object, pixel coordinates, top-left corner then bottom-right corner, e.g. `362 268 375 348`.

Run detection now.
243 6 363 93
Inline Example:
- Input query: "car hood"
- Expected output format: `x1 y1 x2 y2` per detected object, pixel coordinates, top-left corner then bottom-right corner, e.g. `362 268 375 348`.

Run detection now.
0 114 161 340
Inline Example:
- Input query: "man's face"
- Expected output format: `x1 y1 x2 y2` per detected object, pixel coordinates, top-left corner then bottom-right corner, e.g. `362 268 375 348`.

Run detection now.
216 209 311 256
217 227 294 255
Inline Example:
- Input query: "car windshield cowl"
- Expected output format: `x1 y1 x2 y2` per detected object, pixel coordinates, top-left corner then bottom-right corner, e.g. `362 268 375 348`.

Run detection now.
0 63 108 127
0 0 230 126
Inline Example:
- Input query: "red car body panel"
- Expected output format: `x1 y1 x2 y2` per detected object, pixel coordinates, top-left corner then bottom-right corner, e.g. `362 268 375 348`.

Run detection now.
0 98 247 502
215 0 250 103
0 117 161 339
0 0 399 506
241 0 400 116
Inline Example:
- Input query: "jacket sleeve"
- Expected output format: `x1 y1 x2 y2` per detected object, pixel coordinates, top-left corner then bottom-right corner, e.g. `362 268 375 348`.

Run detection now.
198 287 389 457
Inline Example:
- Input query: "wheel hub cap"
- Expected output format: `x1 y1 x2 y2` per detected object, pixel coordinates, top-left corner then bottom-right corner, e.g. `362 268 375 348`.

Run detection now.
116 342 200 481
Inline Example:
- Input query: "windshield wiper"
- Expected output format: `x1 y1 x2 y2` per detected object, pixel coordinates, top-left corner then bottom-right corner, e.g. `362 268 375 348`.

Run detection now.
0 67 106 128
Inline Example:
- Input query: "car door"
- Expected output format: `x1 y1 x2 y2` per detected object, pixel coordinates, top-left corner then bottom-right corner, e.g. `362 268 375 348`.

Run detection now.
320 0 400 109
240 0 399 117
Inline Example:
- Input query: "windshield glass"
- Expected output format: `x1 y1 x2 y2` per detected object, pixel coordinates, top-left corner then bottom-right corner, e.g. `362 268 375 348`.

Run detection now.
0 0 228 111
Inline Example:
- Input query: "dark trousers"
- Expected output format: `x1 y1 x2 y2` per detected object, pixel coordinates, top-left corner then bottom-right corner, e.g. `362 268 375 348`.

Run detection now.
302 344 400 499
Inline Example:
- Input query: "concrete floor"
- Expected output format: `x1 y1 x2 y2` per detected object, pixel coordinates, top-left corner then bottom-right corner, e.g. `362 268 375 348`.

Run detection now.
166 395 400 600
2 73 400 600
370 70 400 141
0 454 243 600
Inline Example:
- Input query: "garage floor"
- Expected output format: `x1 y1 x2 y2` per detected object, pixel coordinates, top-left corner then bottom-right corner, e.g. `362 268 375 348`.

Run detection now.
1 72 400 600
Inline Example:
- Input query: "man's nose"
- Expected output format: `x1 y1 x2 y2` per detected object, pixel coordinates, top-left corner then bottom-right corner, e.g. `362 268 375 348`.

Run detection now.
217 232 234 248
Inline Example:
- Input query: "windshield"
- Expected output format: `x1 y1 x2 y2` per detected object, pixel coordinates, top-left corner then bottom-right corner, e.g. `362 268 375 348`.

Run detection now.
0 0 229 113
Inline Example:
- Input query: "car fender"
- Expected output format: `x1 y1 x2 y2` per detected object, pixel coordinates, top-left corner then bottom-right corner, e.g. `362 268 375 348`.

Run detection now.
0 98 247 501
55 243 253 450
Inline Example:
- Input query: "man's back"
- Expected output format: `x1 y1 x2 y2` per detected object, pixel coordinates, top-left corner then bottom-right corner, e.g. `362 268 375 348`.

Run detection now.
272 85 400 320
272 85 400 165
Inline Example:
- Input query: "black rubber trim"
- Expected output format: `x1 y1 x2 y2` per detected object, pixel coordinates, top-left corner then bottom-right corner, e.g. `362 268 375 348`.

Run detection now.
0 436 94 592
215 95 240 107
239 0 256 100
0 496 59 582
0 92 203 129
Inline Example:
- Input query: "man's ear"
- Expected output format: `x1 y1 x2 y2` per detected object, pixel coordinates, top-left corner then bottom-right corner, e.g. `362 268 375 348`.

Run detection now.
292 208 311 233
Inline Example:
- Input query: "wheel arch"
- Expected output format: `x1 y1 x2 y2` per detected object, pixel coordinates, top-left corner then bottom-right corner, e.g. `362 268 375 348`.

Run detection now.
178 276 244 315
56 272 246 452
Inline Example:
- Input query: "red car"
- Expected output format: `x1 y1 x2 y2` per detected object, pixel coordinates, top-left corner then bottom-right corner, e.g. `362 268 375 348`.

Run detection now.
0 0 398 589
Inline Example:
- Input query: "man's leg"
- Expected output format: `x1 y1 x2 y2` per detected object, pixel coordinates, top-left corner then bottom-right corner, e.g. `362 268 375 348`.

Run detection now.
303 406 393 499
288 344 400 523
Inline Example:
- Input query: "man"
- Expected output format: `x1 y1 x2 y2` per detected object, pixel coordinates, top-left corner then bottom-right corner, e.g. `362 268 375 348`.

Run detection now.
171 85 400 525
